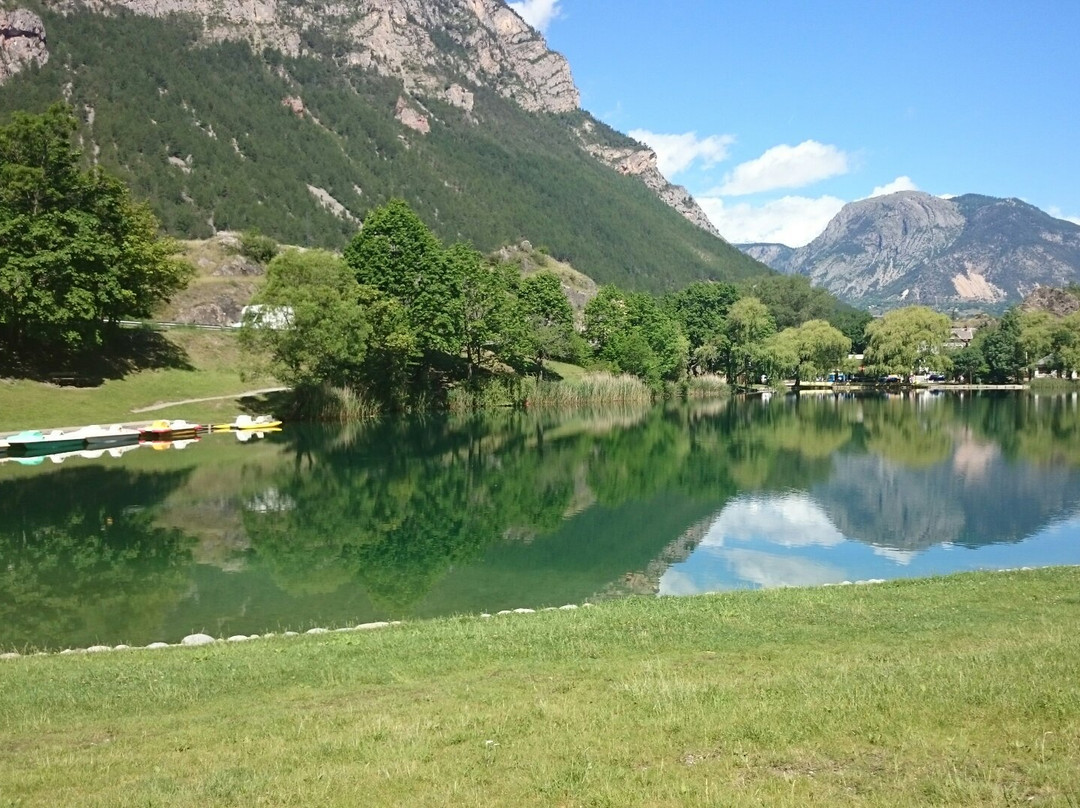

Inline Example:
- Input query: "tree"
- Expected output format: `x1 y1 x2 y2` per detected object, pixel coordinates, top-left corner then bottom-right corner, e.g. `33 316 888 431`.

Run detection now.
663 281 739 351
740 274 836 330
447 243 514 379
1018 310 1055 379
343 199 461 356
516 271 576 376
950 344 987 383
863 306 950 378
775 319 852 387
241 249 379 389
1050 312 1080 377
979 309 1025 383
723 296 776 387
585 286 688 385
0 104 190 356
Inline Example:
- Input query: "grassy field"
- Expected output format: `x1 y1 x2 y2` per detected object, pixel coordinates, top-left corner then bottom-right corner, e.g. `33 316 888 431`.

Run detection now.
2 568 1078 806
0 330 281 431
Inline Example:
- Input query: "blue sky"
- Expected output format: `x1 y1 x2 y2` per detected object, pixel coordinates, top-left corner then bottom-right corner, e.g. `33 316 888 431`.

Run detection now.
508 0 1080 246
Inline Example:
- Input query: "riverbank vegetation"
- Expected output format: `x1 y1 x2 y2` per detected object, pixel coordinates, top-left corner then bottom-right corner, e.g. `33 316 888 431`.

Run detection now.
237 199 873 416
1 567 1078 806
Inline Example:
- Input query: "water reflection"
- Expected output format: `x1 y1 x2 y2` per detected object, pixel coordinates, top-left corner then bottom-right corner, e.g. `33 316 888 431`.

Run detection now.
3 392 1080 650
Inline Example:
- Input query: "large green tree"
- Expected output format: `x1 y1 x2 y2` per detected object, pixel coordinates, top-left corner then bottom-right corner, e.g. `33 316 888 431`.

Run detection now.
516 271 577 376
864 306 951 378
723 296 776 387
585 286 688 385
447 243 517 379
240 249 376 389
343 199 461 357
0 103 190 356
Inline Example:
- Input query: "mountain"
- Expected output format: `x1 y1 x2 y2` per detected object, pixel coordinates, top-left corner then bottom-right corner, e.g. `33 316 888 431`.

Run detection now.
0 0 766 292
739 191 1080 309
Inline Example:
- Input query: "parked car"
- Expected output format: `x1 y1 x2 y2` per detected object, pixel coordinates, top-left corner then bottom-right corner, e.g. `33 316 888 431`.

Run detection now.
927 372 947 382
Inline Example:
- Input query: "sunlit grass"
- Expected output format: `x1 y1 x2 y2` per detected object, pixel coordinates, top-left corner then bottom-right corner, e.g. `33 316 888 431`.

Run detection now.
2 568 1078 806
0 331 278 431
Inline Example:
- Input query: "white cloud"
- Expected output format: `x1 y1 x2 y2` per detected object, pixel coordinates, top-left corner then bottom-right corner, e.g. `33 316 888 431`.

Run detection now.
698 193 845 247
627 129 735 178
718 549 842 589
867 176 919 198
1048 206 1080 226
507 0 562 32
714 140 851 196
700 494 847 549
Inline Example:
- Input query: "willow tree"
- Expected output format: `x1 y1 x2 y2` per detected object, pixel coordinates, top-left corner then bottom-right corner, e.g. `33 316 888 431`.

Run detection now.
864 306 951 378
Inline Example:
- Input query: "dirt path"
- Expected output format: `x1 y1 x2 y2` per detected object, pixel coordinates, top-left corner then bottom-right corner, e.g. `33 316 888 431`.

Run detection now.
130 387 288 413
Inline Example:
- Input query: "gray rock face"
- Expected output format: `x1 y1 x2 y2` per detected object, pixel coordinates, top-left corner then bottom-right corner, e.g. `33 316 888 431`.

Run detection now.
738 243 795 270
0 9 48 85
742 191 1080 308
37 0 719 239
47 0 578 114
582 139 723 238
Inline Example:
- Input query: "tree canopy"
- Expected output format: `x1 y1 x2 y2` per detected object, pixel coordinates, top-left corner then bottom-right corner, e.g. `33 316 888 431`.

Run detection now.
0 103 190 359
864 306 951 377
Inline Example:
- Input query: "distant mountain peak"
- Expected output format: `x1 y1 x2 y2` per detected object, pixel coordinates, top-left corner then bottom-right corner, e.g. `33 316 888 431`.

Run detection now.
739 191 1080 309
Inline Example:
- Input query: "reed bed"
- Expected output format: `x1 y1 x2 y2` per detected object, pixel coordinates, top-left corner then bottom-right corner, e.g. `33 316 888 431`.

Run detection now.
520 372 652 407
290 383 382 422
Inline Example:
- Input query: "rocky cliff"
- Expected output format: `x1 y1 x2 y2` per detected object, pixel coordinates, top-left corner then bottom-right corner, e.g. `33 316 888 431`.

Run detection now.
740 191 1080 309
0 9 48 83
47 0 578 114
9 0 719 236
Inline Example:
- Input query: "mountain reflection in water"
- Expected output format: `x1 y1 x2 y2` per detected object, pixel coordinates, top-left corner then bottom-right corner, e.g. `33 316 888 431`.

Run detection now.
3 391 1080 650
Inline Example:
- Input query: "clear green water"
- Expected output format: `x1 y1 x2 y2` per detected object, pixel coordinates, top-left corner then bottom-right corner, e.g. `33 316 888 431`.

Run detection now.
2 391 1079 651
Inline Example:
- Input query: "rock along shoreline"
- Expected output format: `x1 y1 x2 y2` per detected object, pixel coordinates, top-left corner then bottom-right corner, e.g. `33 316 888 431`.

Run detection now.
0 567 1056 660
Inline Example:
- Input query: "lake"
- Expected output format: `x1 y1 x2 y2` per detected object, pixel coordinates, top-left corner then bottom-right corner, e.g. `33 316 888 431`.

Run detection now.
2 390 1079 651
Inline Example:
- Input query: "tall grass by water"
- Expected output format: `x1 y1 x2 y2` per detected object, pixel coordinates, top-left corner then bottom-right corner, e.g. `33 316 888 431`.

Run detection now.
290 383 382 422
1 568 1078 806
1029 376 1080 393
520 372 652 407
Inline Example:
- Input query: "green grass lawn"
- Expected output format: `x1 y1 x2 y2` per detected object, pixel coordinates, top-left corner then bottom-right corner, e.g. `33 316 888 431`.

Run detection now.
0 330 280 431
2 568 1078 806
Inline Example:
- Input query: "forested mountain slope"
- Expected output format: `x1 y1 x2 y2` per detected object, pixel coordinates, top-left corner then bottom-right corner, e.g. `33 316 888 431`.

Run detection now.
0 2 768 292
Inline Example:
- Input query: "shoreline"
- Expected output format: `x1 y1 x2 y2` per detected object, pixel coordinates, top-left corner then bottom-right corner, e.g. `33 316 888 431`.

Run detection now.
3 566 1078 805
2 565 1069 660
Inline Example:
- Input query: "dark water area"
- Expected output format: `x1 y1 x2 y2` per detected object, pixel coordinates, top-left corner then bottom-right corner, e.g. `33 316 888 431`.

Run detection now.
3 391 1080 651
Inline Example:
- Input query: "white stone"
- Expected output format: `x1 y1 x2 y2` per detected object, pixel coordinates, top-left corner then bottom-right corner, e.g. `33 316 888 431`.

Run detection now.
145 642 170 649
113 644 131 650
305 627 329 635
480 613 492 618
355 621 390 630
283 631 299 637
0 652 20 660
226 635 251 642
559 604 578 610
496 610 513 616
582 603 594 608
513 608 535 614
180 633 216 646
86 645 111 653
